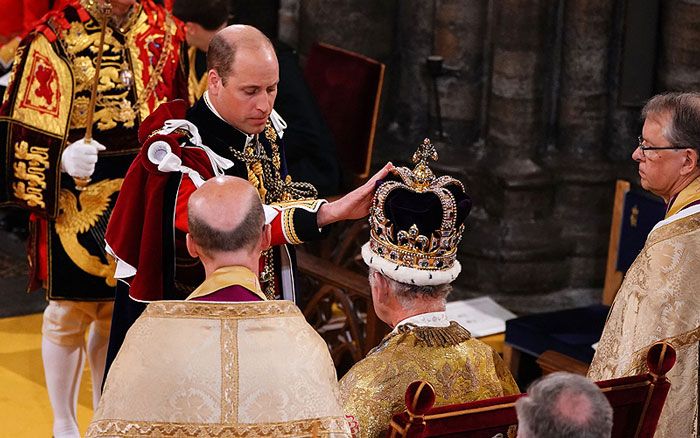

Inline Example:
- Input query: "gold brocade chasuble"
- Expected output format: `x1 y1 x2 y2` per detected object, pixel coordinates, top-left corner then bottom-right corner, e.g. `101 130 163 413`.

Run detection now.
588 179 700 438
339 322 519 438
88 300 352 437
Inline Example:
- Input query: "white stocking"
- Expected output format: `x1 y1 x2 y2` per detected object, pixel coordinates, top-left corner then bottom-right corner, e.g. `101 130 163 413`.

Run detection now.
86 325 109 409
42 336 84 438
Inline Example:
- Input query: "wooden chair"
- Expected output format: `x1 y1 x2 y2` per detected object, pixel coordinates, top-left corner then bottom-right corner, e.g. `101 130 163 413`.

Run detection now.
388 342 675 438
602 180 666 305
303 42 385 190
503 180 665 377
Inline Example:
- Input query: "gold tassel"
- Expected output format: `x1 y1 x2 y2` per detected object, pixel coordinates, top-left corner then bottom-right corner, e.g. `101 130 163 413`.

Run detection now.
246 162 267 201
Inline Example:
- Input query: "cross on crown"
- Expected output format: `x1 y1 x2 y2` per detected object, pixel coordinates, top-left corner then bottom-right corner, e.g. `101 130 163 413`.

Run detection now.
411 138 438 189
412 138 439 165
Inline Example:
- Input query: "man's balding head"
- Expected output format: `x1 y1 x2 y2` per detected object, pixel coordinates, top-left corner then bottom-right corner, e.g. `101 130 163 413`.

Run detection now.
515 372 612 438
207 25 275 86
188 176 264 256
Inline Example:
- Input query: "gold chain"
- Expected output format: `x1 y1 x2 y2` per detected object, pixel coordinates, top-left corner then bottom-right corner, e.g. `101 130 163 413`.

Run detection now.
229 135 318 204
128 13 174 114
259 248 277 299
229 127 318 299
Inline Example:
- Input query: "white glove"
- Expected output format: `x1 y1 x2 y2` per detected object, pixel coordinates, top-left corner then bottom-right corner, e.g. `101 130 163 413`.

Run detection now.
60 138 106 178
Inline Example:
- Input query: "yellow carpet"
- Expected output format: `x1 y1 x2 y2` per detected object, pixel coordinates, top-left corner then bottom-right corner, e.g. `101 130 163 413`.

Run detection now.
0 313 94 437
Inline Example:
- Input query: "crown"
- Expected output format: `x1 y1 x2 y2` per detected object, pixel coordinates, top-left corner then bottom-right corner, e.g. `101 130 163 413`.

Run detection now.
362 139 471 286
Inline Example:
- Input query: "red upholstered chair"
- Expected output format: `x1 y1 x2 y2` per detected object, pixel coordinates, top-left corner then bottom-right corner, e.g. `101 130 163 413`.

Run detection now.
303 42 385 190
387 342 675 438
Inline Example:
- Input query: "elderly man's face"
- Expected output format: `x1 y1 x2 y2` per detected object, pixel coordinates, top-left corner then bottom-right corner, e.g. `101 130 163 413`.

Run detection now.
212 46 279 135
632 113 689 200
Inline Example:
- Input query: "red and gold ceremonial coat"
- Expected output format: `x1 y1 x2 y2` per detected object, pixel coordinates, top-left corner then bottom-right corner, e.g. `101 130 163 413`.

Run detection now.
0 0 188 300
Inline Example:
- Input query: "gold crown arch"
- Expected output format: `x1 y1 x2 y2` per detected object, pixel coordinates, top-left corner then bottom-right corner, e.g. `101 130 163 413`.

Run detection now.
364 139 466 284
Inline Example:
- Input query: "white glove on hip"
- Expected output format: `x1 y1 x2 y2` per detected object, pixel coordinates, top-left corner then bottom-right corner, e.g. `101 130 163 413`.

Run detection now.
60 138 106 178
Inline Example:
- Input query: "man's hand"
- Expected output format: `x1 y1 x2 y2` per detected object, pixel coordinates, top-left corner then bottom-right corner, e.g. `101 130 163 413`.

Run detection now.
60 138 106 178
317 162 394 228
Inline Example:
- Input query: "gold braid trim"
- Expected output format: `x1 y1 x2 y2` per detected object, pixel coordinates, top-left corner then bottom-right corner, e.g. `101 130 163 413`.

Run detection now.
624 326 700 376
370 321 472 354
143 299 301 319
282 208 303 245
231 121 317 205
259 247 277 300
87 416 350 437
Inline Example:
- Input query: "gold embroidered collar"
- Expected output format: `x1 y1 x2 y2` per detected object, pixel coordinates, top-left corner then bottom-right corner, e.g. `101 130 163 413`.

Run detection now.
666 176 700 219
186 266 267 301
370 321 472 354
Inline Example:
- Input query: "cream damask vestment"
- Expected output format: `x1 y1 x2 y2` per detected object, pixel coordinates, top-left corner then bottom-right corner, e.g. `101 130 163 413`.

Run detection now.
339 312 519 438
88 300 351 437
588 178 700 438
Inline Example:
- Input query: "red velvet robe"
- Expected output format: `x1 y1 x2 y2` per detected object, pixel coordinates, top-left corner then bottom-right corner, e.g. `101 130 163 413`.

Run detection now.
105 99 327 302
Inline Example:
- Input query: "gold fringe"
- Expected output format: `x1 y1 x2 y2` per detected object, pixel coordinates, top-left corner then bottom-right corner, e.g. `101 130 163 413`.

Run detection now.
368 322 471 355
396 322 472 347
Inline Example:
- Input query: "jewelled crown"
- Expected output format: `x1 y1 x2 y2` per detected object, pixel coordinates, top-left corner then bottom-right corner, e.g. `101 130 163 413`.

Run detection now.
362 139 472 286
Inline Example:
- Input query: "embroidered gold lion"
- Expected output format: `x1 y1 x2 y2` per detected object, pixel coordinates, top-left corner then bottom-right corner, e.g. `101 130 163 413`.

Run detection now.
55 178 123 286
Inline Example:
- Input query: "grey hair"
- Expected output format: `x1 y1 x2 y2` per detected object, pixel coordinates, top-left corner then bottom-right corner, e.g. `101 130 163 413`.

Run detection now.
515 372 613 438
642 92 700 163
368 268 451 308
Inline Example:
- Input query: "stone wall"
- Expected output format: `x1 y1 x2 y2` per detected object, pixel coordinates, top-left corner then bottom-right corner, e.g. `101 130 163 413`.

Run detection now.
281 0 700 313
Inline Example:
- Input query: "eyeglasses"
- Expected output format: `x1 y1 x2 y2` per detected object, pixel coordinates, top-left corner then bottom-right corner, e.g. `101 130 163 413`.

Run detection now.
636 135 688 159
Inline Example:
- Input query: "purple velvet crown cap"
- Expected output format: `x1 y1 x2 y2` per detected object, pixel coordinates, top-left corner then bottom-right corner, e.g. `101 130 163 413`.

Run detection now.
363 138 471 286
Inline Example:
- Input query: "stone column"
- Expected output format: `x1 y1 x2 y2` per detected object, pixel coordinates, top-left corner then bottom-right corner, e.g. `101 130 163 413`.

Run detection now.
431 0 488 148
606 0 642 175
383 0 435 159
428 0 489 215
458 0 569 312
548 0 616 288
386 0 487 162
658 0 700 91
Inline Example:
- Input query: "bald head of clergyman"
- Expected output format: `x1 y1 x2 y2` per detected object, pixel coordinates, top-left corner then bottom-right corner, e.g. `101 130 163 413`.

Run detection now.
186 176 271 277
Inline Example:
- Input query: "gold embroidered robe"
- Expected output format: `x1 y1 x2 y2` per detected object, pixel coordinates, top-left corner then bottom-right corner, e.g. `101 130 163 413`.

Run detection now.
339 322 519 438
88 300 352 437
588 182 700 438
0 0 188 300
